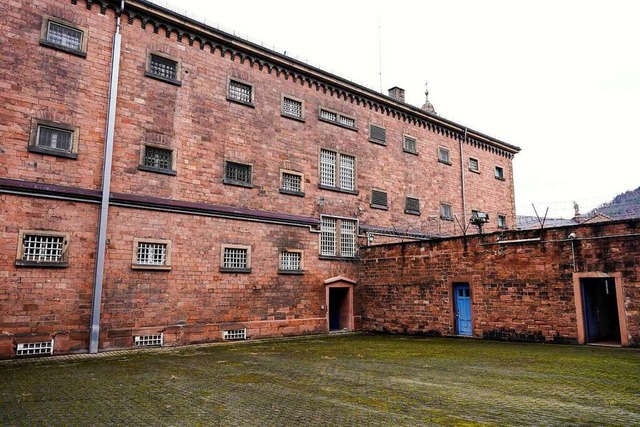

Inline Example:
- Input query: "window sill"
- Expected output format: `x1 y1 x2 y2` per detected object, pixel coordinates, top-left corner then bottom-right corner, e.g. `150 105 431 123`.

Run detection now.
144 72 182 86
39 40 87 58
139 165 177 176
278 270 305 275
370 204 388 210
368 139 386 146
469 169 481 174
405 210 421 216
220 267 252 274
280 189 305 197
319 255 358 262
403 149 419 156
438 159 452 166
318 185 358 195
495 176 506 181
440 216 454 222
227 97 255 108
281 113 305 122
318 117 358 132
28 146 78 159
15 260 68 268
131 264 172 271
223 179 253 188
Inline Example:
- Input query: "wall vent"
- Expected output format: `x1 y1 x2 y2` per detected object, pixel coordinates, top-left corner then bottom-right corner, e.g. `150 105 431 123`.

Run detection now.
16 340 54 356
223 329 247 340
134 333 163 347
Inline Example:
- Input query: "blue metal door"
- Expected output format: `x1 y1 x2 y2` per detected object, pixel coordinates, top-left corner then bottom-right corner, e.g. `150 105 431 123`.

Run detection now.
454 283 472 336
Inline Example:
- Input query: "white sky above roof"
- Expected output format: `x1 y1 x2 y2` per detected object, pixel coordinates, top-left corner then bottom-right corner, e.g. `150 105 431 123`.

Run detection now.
147 0 640 218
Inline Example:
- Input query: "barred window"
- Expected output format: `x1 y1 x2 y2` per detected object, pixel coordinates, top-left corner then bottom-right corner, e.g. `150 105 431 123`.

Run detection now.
320 149 356 192
369 124 386 145
403 135 417 154
438 147 451 164
282 96 304 119
497 214 507 229
228 79 253 105
148 54 178 82
141 145 175 174
136 242 167 265
495 166 505 180
224 161 252 187
36 125 73 152
469 157 480 172
280 171 304 195
279 250 303 272
22 235 65 262
320 217 357 258
221 245 251 272
132 239 171 270
405 197 421 215
371 189 388 209
318 108 357 130
40 16 87 56
440 203 453 220
16 231 69 267
47 21 82 51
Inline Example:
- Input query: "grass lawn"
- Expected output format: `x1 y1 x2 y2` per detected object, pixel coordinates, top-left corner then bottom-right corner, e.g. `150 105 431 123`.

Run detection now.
1 334 639 426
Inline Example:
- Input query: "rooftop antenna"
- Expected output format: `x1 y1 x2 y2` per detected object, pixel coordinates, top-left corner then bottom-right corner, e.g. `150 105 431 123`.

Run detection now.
378 15 383 92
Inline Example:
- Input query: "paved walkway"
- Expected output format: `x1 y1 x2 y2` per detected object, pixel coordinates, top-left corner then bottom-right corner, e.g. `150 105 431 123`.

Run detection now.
1 334 639 426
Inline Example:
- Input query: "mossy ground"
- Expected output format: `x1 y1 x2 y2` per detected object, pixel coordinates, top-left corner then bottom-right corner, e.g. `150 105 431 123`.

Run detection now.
1 334 639 426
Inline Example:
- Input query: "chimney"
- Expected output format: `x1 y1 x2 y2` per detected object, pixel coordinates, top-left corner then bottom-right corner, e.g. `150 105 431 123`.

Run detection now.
388 86 405 102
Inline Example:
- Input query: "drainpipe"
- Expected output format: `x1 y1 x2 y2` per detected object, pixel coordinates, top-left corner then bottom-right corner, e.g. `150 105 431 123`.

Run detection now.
459 128 468 225
90 0 124 354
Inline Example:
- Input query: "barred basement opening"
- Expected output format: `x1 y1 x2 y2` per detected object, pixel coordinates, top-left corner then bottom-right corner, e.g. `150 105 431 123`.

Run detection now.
16 340 54 356
134 334 163 347
223 329 247 340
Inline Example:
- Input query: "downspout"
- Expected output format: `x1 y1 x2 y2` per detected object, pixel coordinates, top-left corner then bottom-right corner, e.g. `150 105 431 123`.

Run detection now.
459 128 468 225
90 0 124 354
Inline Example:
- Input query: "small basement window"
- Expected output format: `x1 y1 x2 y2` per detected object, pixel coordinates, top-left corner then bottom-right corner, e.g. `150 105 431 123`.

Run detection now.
146 53 181 85
134 334 163 347
405 197 421 215
279 249 304 274
280 170 304 196
16 230 69 267
369 124 386 145
227 78 254 106
438 147 451 165
132 238 171 270
371 189 388 209
16 340 54 357
224 161 252 188
403 135 417 154
40 16 87 57
221 245 251 273
223 329 247 340
139 145 176 175
281 95 304 120
29 119 79 159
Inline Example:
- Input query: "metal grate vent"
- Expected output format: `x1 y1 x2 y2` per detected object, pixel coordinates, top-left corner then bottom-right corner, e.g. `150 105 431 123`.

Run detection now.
369 124 386 144
371 189 388 208
16 340 54 356
134 334 163 347
405 197 421 214
223 329 247 340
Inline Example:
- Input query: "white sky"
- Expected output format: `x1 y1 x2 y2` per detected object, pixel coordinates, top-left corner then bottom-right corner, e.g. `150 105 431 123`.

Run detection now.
151 0 640 218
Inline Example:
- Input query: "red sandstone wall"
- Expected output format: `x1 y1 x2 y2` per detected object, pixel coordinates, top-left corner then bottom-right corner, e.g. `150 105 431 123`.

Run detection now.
358 220 640 345
0 195 99 355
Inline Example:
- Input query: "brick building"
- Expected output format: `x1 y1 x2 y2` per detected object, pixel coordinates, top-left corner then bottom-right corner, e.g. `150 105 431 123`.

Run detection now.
0 0 520 358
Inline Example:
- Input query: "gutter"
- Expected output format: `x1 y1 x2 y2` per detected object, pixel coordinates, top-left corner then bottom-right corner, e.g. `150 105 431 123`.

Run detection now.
89 0 124 354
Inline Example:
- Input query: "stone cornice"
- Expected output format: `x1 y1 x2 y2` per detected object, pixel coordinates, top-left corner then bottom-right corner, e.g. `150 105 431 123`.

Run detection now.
74 0 520 159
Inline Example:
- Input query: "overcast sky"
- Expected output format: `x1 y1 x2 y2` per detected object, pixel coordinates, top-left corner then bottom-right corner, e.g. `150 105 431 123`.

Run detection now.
150 0 640 219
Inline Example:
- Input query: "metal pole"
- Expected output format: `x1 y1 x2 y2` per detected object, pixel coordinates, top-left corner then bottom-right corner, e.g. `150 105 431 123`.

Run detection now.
89 2 123 354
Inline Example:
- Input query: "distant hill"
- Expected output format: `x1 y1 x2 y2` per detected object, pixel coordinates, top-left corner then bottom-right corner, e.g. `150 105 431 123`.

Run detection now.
587 186 640 219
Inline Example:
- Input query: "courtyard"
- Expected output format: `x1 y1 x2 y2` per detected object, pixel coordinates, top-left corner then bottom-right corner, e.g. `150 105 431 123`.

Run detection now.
1 334 639 426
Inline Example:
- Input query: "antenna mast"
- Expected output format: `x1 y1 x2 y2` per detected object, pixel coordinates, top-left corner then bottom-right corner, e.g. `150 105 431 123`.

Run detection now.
378 16 382 92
